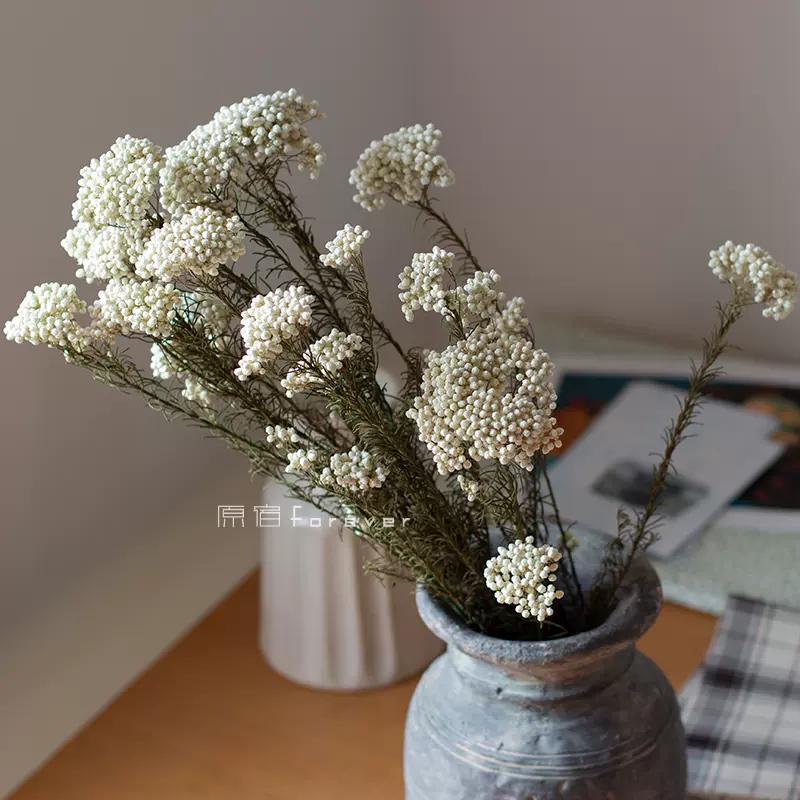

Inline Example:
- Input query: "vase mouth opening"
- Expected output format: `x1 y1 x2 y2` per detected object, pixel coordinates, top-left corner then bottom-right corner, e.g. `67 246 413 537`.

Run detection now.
416 550 662 670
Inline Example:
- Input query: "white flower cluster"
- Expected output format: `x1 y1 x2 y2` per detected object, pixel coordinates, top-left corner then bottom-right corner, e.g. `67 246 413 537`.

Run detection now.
320 446 388 492
149 344 213 406
62 222 146 284
182 375 213 407
484 538 564 621
282 329 363 396
265 424 300 449
235 286 314 380
456 474 481 502
349 123 454 210
179 291 230 346
496 296 529 335
161 90 324 215
62 136 161 285
4 283 90 351
398 247 453 321
92 279 180 337
285 448 319 474
709 241 797 320
150 343 178 379
319 225 370 271
136 207 245 281
72 135 162 226
454 269 502 320
407 324 563 473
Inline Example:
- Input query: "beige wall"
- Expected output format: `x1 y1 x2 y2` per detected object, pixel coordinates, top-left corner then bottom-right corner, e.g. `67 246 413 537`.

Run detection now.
417 1 800 362
0 0 421 637
1 0 798 639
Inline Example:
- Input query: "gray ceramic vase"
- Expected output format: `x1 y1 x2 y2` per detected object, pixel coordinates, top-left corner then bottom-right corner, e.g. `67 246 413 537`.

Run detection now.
404 537 686 799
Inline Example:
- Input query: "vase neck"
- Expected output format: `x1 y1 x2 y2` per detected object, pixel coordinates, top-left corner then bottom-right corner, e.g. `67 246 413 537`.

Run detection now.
450 642 636 701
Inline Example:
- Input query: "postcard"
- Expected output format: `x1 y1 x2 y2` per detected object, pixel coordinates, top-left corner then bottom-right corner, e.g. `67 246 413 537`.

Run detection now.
546 380 785 558
551 354 800 537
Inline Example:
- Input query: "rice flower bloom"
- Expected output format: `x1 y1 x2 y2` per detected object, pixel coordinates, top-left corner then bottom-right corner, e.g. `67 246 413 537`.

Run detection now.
265 425 300 450
320 224 370 271
456 474 481 502
709 241 797 320
181 375 213 407
484 538 564 621
450 269 503 321
90 278 181 338
282 329 363 396
320 446 388 492
150 343 179 380
160 90 324 215
285 448 320 474
4 283 91 351
350 123 454 211
398 247 452 321
72 135 162 226
407 324 563 474
61 221 148 284
136 207 245 281
235 286 314 380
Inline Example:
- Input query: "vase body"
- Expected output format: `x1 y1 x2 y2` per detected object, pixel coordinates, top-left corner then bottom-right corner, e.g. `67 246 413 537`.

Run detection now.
259 481 443 691
404 538 686 798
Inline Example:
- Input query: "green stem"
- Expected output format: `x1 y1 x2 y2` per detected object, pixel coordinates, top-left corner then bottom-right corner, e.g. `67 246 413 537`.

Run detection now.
591 293 746 617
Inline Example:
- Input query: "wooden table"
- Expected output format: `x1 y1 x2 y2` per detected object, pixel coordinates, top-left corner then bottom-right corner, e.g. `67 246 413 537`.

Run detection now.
11 573 718 800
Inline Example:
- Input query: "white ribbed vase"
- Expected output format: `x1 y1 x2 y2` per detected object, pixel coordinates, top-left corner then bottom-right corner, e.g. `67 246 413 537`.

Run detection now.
259 481 444 691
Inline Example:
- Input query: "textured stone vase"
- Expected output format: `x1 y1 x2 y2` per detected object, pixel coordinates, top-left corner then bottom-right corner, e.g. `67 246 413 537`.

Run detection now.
404 538 686 799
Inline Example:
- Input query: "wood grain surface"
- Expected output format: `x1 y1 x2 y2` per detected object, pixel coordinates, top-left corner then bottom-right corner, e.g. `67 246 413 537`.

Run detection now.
11 573 718 800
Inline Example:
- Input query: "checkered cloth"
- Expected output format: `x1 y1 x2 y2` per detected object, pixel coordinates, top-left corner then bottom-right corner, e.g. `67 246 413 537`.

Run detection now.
681 595 800 799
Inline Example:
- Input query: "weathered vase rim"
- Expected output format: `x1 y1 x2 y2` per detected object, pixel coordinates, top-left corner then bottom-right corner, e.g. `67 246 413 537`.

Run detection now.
416 551 662 668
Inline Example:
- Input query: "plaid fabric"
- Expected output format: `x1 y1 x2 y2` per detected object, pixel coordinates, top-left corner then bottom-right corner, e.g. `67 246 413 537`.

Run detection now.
681 595 800 799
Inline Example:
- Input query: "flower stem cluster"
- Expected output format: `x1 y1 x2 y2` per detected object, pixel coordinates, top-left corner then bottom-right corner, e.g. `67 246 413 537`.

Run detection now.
282 329 363 397
398 247 452 321
709 241 797 320
350 124 454 210
161 89 324 215
91 279 181 338
406 269 563 473
4 283 91 352
136 207 245 281
265 425 301 450
320 446 388 492
484 538 564 621
235 286 314 380
320 225 370 271
7 91 792 640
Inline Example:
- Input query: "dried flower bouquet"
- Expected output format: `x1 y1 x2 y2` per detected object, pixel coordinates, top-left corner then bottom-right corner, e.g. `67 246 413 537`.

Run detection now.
6 91 797 639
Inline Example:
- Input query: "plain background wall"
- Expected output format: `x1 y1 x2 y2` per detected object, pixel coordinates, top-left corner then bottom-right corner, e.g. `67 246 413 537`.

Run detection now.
0 0 424 641
1 0 799 649
416 1 800 362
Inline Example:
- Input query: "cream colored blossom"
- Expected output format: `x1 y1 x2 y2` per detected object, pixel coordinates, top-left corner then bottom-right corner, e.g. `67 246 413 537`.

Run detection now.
320 446 388 492
320 224 370 271
72 135 161 226
282 329 363 396
4 283 92 351
235 286 314 380
161 90 324 215
398 247 452 321
136 208 245 281
407 325 563 473
709 241 797 320
91 278 180 337
484 538 564 621
350 123 454 210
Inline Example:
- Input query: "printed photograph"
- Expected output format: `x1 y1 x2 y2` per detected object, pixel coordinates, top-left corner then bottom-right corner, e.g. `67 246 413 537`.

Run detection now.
591 459 709 518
